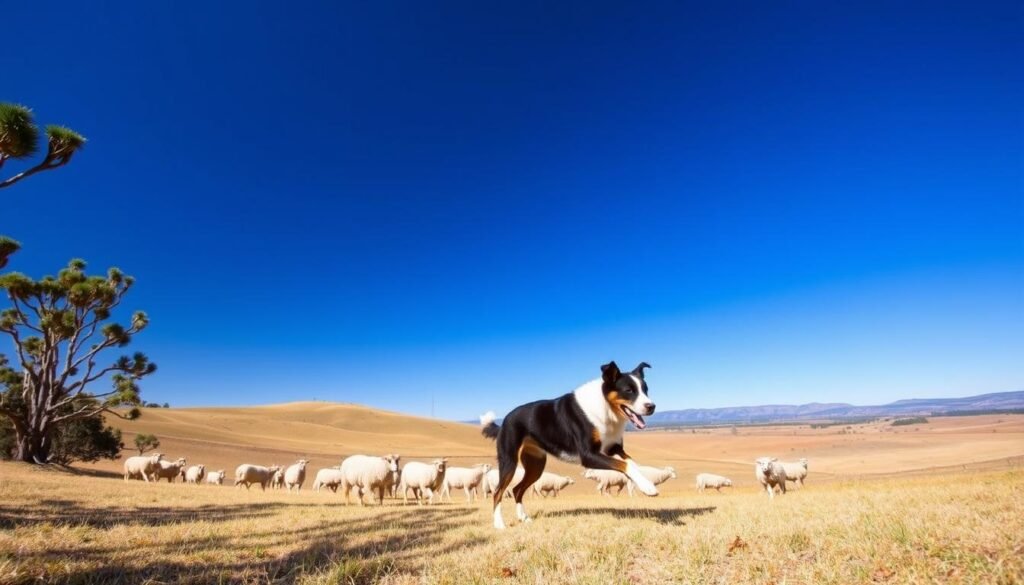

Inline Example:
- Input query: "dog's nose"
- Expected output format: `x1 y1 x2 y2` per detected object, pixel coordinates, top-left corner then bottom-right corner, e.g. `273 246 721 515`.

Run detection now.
646 404 656 415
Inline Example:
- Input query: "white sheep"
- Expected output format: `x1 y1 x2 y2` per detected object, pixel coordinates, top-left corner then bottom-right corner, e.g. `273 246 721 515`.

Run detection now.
153 457 187 483
482 467 525 498
123 453 164 482
234 464 283 490
400 459 448 505
284 459 309 493
270 468 285 490
781 458 809 488
339 454 401 505
531 472 575 497
755 457 788 499
695 472 733 493
626 466 677 497
313 467 345 493
583 468 631 496
184 464 206 484
441 464 491 503
205 469 226 485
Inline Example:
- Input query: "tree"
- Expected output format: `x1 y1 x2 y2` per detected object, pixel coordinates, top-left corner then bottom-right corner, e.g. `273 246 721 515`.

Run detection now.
0 103 86 190
134 433 160 455
0 393 123 465
0 238 155 463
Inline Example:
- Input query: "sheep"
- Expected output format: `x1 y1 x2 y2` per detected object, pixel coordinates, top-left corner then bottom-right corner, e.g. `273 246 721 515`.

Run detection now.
695 472 733 493
626 466 677 497
313 467 345 493
441 464 491 503
583 468 631 496
781 458 809 488
184 465 206 484
400 459 448 505
482 466 524 498
234 464 283 490
531 472 575 498
153 457 188 483
284 459 309 493
205 470 226 485
123 453 164 482
755 457 788 499
270 468 285 490
339 454 401 505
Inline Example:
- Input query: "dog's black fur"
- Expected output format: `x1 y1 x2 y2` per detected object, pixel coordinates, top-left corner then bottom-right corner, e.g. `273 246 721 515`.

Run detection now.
481 360 655 523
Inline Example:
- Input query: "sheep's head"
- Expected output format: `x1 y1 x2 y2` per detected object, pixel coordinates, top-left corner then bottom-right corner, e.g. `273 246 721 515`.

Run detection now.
481 463 492 473
433 459 448 474
384 454 400 472
724 479 733 486
566 477 575 485
175 457 187 466
197 464 205 473
583 469 595 479
296 459 309 470
666 466 677 479
151 453 164 462
268 465 282 474
755 457 776 474
799 458 808 469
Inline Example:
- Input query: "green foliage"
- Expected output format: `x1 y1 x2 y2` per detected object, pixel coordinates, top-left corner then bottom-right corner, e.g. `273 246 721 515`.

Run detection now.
0 103 39 158
892 417 929 426
0 237 20 270
134 433 160 455
0 102 86 189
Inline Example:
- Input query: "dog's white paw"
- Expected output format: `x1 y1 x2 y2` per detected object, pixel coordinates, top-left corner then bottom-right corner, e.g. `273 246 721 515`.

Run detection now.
638 482 659 497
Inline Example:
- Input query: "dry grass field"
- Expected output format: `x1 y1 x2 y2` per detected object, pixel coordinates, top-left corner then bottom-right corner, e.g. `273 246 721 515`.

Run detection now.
1 404 1022 584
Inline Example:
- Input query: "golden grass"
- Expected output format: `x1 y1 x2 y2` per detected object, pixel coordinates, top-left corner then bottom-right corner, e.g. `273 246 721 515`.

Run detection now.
1 461 1021 584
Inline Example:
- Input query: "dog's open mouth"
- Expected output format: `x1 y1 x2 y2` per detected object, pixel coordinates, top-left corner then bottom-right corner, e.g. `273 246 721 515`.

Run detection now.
622 406 647 430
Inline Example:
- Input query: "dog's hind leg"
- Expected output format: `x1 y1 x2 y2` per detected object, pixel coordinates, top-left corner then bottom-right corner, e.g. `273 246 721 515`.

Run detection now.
512 445 546 524
492 427 523 529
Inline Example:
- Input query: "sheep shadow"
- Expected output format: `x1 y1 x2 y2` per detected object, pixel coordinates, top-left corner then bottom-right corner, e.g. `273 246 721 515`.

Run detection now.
543 505 716 525
11 505 485 584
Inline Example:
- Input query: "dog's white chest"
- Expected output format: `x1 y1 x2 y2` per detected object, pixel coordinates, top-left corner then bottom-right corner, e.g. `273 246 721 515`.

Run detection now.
573 380 626 451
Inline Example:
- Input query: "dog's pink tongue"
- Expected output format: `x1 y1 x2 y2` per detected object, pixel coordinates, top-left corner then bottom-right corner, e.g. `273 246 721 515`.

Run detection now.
627 409 647 430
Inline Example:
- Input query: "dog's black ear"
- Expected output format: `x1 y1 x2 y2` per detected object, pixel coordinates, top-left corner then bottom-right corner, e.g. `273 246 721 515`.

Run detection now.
632 362 652 378
601 361 621 384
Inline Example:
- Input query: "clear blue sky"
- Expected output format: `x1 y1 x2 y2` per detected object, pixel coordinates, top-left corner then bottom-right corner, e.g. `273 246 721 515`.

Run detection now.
4 2 1022 420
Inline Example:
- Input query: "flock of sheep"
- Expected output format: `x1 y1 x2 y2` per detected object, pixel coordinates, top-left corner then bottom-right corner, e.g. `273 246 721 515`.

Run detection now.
123 452 810 502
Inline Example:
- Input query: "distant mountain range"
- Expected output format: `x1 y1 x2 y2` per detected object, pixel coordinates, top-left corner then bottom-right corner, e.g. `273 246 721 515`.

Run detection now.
647 390 1024 426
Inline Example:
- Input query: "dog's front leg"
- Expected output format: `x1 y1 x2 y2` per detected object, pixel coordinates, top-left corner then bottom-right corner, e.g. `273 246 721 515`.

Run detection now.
606 444 659 497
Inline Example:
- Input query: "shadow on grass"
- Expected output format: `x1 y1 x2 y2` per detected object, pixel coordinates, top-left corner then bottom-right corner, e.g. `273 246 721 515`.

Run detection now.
6 504 484 585
543 505 716 525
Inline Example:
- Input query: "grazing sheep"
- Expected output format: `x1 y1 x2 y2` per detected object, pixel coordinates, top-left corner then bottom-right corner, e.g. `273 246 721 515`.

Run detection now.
781 458 809 488
123 453 164 482
313 467 345 493
340 454 401 505
531 472 575 497
755 457 788 499
270 468 285 490
400 459 448 505
695 472 733 493
234 464 283 490
184 465 206 484
483 467 525 498
626 466 677 497
205 470 226 485
283 459 309 493
441 464 492 503
153 457 188 483
583 468 631 496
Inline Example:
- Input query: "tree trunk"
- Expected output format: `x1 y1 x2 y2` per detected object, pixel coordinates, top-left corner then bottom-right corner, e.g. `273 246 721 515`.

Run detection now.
14 427 51 463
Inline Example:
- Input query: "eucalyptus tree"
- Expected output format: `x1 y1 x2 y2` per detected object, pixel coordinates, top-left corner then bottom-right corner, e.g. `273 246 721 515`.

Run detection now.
0 103 86 189
0 239 155 463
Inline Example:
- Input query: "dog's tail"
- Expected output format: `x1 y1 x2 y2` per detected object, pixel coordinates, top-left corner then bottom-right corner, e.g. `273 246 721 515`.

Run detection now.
479 411 500 440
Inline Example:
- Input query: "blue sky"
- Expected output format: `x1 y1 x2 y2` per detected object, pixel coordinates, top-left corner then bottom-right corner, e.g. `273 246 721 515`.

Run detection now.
3 2 1022 420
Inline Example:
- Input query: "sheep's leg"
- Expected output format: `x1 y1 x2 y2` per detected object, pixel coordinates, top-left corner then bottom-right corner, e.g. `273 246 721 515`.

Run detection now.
464 486 472 503
765 483 774 499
